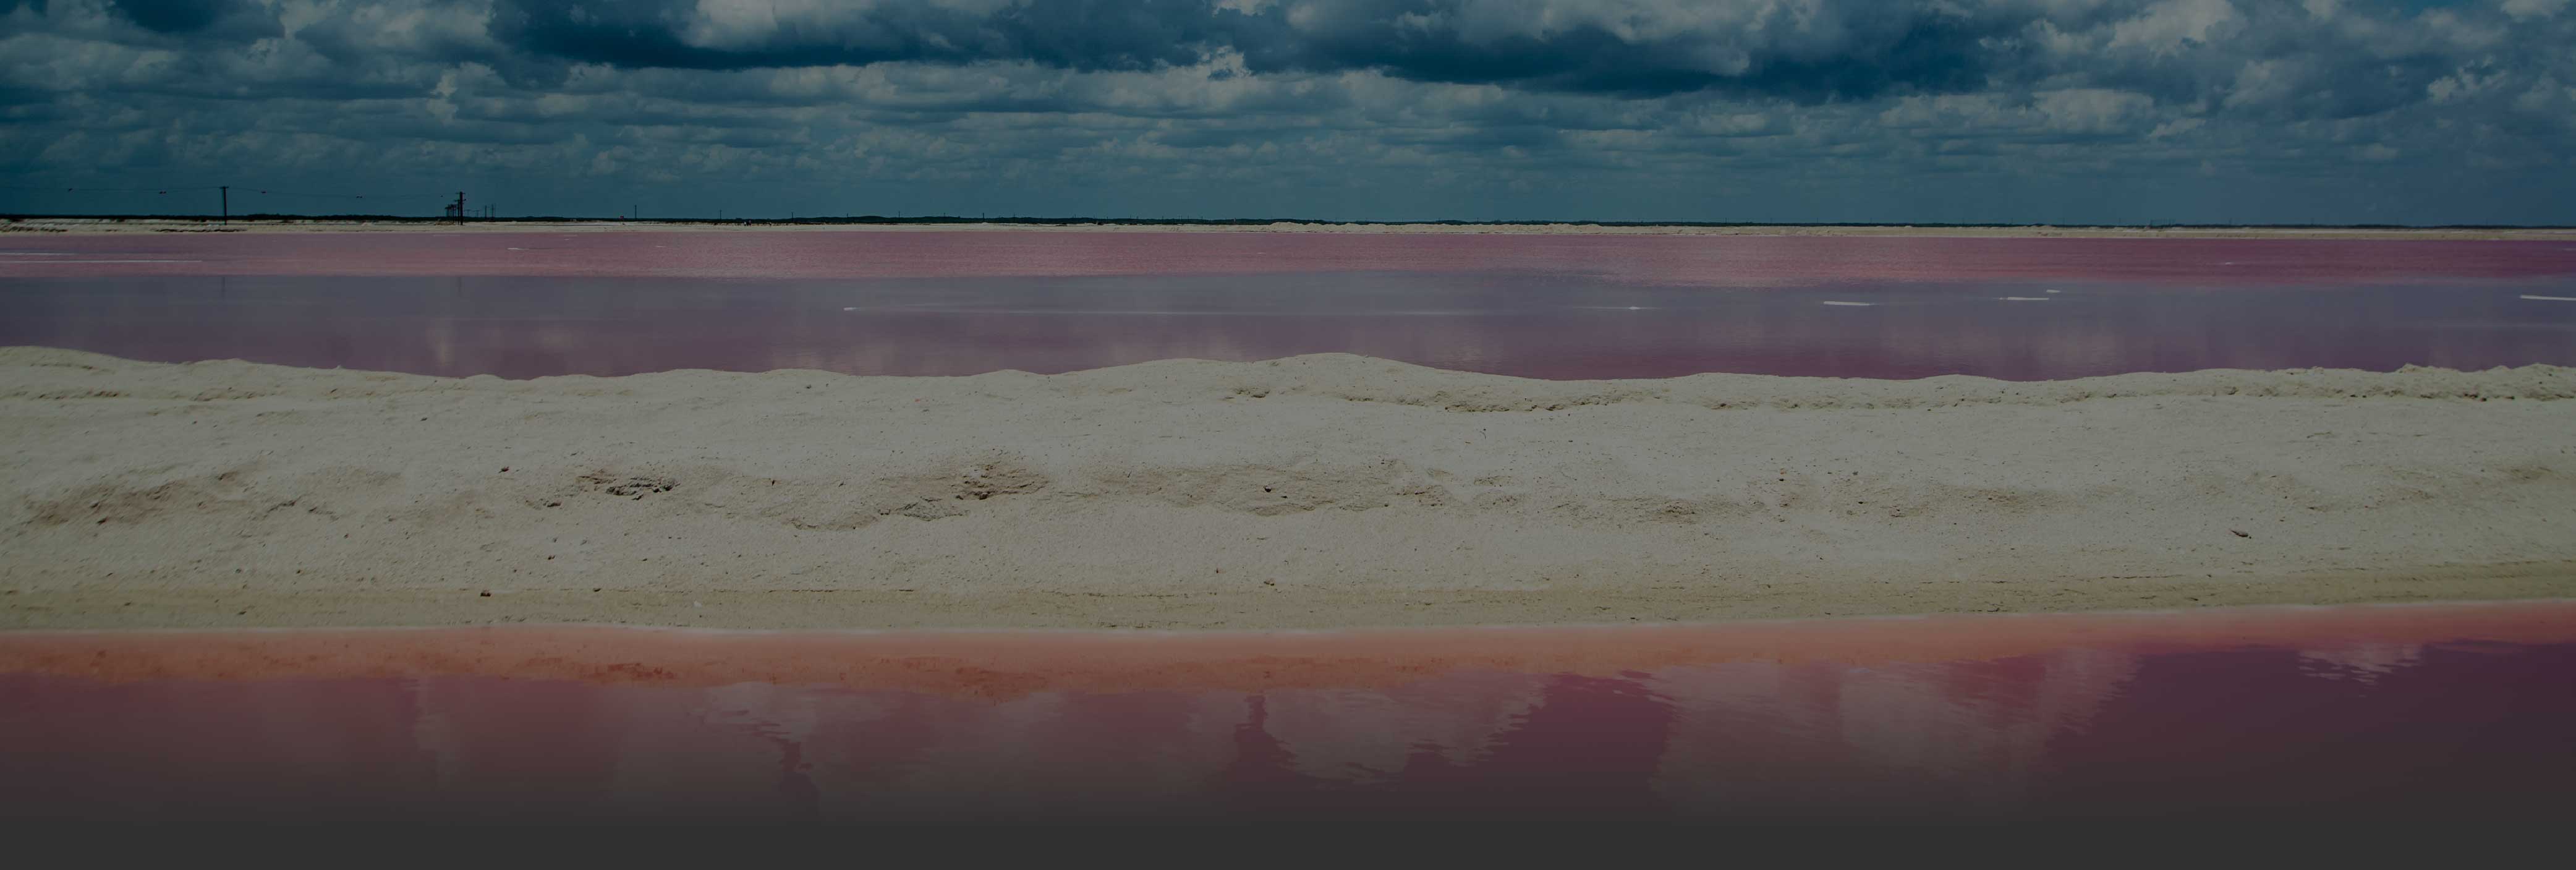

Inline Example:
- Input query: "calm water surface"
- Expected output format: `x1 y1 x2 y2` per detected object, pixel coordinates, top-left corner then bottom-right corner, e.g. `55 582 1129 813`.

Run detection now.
8 232 2574 825
3 605 2570 825
5 231 2574 379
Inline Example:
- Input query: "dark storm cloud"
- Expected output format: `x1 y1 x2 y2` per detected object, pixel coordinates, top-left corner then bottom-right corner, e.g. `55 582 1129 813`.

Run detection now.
2 0 2574 223
107 0 229 32
490 0 1235 72
480 0 2015 100
103 0 276 37
1218 0 2012 99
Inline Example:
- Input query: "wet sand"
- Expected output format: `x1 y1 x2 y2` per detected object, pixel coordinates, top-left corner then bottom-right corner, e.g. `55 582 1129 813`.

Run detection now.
4 348 2574 630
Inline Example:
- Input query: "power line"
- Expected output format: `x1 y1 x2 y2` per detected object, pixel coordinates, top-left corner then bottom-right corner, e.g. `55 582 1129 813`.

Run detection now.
234 189 453 200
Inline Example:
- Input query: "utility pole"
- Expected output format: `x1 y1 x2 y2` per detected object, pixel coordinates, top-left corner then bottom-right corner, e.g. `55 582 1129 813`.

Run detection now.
218 186 228 224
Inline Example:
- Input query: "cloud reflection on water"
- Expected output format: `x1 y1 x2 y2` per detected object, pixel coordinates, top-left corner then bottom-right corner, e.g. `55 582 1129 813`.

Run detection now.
6 634 2570 824
9 271 2576 381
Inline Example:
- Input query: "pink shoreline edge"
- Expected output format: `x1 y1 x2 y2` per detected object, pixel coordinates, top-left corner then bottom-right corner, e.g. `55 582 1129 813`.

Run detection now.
6 600 2571 697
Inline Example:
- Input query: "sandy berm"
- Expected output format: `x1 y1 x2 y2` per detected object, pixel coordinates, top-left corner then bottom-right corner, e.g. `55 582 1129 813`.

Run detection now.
4 347 2572 629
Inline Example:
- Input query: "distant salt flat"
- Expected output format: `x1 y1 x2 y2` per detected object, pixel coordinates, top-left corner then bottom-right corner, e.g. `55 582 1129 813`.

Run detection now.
0 259 202 264
840 307 1479 317
1820 301 1875 307
2523 294 2576 302
1999 296 2051 301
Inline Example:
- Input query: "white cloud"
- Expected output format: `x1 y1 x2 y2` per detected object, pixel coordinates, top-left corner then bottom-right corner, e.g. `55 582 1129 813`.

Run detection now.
2034 88 2156 133
2146 116 2203 137
2503 0 2570 22
2107 0 2242 56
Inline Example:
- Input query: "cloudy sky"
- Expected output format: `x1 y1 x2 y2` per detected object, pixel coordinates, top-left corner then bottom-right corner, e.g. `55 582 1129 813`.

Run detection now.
2 0 2572 223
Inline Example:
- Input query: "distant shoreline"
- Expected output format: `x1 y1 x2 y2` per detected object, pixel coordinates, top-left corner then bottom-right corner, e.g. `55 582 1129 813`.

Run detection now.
10 216 2576 241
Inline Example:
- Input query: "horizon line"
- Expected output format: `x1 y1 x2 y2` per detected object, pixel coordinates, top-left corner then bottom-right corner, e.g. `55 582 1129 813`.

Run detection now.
10 213 2576 231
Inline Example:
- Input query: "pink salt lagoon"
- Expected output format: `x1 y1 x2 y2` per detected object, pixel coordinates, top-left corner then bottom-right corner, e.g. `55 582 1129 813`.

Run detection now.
2 602 2570 825
6 231 2575 825
4 230 2574 380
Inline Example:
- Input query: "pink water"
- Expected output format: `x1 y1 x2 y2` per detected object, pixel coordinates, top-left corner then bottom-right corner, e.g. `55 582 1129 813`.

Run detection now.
8 231 2576 283
3 605 2571 825
7 233 2575 827
6 231 2575 380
